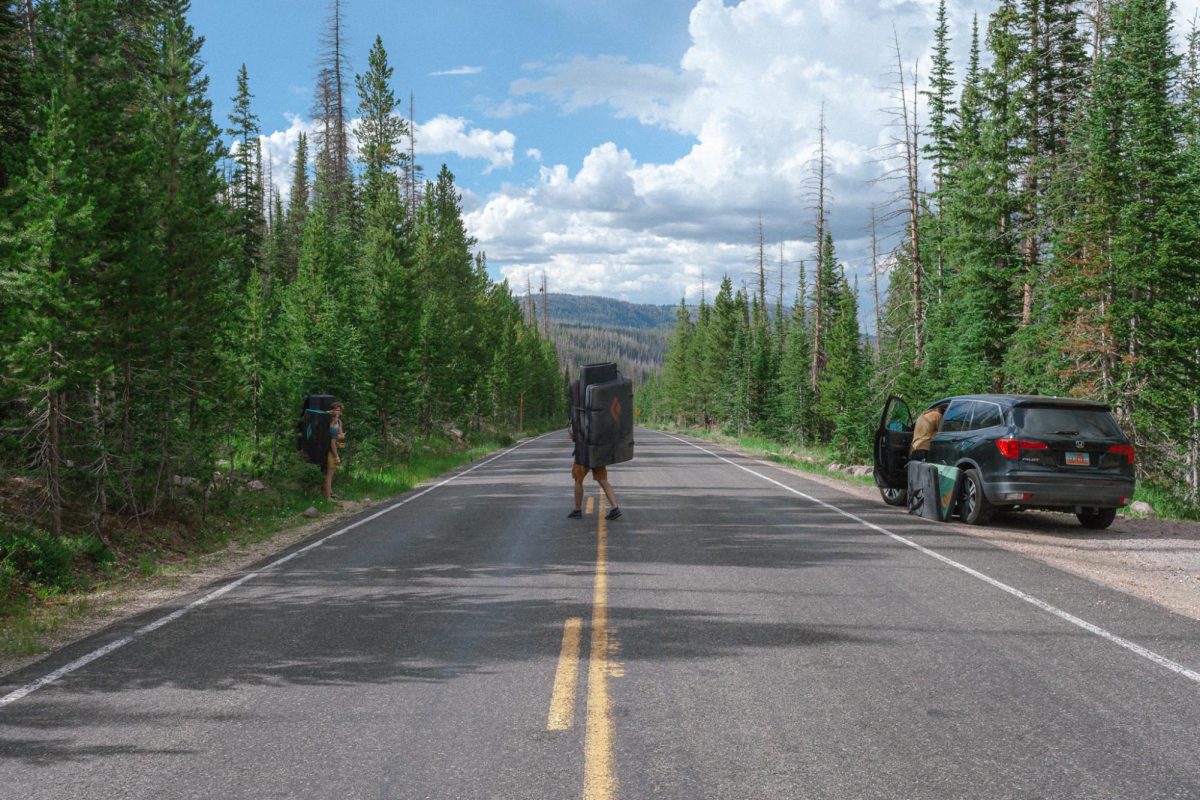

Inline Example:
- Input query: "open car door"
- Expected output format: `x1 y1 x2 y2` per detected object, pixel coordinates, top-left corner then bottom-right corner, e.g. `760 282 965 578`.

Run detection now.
873 395 913 506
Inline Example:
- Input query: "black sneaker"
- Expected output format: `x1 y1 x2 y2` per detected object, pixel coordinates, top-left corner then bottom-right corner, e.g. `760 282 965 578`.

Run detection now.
567 509 582 519
605 507 621 521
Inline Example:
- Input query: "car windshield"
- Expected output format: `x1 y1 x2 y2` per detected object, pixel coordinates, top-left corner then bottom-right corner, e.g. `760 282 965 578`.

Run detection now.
1015 406 1123 438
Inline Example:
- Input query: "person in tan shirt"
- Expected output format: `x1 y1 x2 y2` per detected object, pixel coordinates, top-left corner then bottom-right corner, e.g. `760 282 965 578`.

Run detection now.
910 402 949 461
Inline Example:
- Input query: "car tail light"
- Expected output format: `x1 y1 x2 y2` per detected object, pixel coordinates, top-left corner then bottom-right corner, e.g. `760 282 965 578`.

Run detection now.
996 438 1049 460
1107 443 1135 465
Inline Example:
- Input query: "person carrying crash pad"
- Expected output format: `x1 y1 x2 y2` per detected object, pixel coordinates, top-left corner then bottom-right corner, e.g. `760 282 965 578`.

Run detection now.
567 379 621 521
909 400 949 462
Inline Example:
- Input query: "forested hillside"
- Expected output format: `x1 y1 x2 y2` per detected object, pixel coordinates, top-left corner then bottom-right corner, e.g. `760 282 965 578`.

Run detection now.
516 292 677 386
0 1 561 543
550 323 669 386
543 293 678 329
645 0 1200 512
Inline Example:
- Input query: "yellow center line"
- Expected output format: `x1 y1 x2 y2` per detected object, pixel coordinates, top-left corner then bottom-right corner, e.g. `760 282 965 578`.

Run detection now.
585 496 595 515
548 617 583 730
583 493 617 800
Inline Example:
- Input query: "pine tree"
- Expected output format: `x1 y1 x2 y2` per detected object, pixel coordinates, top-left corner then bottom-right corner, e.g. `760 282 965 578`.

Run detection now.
226 63 264 287
0 96 99 535
924 0 957 201
354 35 412 442
777 269 814 442
662 298 694 425
143 0 233 494
822 272 870 459
690 299 719 429
354 35 409 213
282 131 309 282
0 0 31 192
941 4 1022 394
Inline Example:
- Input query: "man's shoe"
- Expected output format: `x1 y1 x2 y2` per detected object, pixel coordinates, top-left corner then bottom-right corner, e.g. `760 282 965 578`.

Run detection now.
567 509 583 519
605 507 621 520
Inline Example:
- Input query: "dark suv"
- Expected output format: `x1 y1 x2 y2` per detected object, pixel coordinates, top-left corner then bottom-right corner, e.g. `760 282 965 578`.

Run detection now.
873 394 1135 529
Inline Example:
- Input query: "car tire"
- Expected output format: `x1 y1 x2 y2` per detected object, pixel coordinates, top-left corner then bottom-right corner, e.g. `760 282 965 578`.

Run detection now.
1077 507 1117 530
879 486 907 507
959 469 993 525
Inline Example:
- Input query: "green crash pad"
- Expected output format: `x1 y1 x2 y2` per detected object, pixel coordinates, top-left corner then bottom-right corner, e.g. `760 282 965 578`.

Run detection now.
907 461 962 522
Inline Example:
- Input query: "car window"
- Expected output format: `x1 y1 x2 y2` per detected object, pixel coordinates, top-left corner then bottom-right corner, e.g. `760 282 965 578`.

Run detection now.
885 397 912 431
1016 406 1123 437
939 400 971 433
971 402 1002 430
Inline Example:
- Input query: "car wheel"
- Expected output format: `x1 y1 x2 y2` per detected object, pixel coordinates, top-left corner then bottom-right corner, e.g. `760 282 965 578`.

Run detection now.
1077 507 1117 530
959 469 993 525
879 486 907 506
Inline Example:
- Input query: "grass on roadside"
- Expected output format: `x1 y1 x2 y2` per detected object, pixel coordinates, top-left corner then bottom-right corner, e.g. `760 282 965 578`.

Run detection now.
0 427 545 661
647 424 877 487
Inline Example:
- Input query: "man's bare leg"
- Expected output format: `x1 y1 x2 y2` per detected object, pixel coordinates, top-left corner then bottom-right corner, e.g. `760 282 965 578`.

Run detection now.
597 479 618 510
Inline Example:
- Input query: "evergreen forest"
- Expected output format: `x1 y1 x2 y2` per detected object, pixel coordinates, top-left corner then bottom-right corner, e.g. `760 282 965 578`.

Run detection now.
0 0 562 549
642 0 1200 513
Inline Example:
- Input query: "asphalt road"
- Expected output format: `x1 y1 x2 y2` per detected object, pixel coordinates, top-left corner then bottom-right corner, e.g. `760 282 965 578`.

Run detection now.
3 429 1200 799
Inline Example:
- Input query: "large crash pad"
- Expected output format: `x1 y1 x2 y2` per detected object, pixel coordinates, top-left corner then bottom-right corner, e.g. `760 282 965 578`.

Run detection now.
907 461 962 522
583 376 635 468
298 394 334 467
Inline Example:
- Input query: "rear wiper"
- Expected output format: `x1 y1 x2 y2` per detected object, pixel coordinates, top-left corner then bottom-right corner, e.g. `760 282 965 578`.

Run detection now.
1052 430 1080 435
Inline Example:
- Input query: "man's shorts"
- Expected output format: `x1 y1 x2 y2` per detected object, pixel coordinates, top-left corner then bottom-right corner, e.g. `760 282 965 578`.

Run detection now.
572 463 608 483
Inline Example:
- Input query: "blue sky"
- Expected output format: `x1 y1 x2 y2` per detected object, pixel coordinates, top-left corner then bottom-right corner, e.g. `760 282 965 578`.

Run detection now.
190 0 698 191
188 0 1200 316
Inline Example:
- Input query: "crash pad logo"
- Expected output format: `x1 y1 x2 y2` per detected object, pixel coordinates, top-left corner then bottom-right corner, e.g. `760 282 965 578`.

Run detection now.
609 397 621 422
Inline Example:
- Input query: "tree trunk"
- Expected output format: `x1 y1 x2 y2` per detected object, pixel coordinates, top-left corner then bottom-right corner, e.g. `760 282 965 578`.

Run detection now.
810 109 826 393
871 209 881 353
904 66 924 366
46 384 63 538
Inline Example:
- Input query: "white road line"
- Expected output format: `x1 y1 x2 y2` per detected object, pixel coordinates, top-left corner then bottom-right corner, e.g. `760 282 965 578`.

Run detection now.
0 434 548 708
660 431 1200 686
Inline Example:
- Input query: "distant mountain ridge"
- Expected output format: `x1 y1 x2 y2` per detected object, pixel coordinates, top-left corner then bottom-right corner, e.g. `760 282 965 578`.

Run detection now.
519 293 679 384
541 293 678 330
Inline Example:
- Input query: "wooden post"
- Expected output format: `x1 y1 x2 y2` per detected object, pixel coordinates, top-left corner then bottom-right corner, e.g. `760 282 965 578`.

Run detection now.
519 393 524 434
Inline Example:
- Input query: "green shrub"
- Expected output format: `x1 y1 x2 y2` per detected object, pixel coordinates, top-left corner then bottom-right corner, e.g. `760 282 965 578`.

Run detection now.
1136 480 1200 521
0 527 76 591
63 534 116 566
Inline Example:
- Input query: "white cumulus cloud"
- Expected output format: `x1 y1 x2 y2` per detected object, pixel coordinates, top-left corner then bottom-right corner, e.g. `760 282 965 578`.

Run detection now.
416 115 516 174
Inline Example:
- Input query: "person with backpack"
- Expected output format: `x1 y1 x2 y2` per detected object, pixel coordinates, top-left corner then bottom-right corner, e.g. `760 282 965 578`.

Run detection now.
567 380 620 520
323 401 345 501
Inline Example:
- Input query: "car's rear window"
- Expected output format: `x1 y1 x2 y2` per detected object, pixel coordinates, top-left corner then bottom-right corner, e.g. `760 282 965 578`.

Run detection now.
1015 406 1123 438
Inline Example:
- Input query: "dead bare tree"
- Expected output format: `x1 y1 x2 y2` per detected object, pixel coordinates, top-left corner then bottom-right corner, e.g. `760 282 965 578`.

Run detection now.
407 92 425 218
870 207 882 354
313 0 351 210
755 214 768 329
871 29 924 367
805 104 830 393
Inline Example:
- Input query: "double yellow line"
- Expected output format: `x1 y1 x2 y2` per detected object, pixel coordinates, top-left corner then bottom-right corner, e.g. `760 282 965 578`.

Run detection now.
546 493 619 799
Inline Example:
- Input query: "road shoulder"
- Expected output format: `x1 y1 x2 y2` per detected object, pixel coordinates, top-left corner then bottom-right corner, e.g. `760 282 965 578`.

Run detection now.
663 429 1200 623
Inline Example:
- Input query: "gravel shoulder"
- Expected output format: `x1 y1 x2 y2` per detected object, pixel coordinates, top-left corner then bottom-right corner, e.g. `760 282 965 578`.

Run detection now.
739 446 1200 622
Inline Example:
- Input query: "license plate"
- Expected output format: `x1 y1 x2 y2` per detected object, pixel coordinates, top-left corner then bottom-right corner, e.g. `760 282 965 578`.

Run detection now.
1066 451 1089 466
